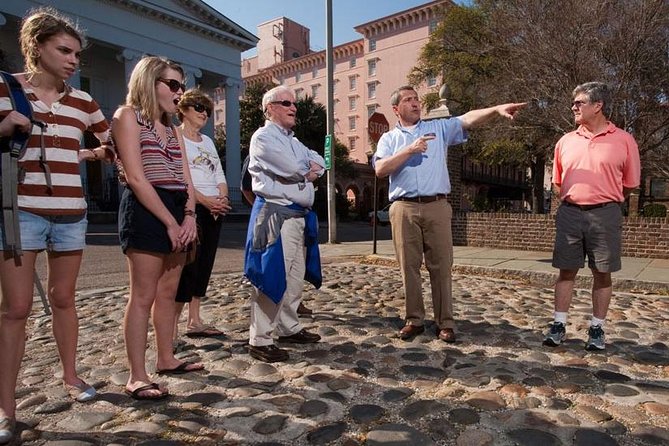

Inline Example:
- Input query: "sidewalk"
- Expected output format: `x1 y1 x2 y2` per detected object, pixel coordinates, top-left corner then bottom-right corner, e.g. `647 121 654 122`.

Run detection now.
320 240 669 294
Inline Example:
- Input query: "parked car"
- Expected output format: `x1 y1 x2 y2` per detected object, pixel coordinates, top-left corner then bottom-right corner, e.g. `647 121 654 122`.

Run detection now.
368 203 391 226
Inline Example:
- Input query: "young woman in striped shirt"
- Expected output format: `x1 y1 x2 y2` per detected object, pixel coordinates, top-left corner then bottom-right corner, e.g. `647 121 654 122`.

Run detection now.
0 7 112 443
112 56 203 401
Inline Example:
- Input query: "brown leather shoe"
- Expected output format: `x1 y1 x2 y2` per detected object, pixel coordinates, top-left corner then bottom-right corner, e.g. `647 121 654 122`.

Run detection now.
399 324 425 340
297 302 313 315
437 327 456 343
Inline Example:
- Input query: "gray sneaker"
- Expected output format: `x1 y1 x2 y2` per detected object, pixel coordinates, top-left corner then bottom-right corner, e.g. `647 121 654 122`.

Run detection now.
543 322 566 346
585 325 606 351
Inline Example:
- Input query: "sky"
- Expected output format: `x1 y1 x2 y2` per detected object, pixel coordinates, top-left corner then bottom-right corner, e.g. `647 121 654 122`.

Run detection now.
203 0 444 56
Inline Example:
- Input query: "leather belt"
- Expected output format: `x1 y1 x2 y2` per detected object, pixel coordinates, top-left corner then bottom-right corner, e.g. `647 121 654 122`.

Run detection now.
395 194 447 203
563 201 618 211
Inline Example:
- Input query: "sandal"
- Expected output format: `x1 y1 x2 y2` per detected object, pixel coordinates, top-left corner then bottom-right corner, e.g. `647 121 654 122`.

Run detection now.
124 382 169 401
64 380 96 402
0 417 15 445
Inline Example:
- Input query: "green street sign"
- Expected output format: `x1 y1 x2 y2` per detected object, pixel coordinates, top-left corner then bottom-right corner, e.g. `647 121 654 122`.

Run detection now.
324 134 332 170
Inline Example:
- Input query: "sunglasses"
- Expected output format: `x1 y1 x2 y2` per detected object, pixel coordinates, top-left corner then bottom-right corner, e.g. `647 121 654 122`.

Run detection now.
191 103 212 118
571 100 589 108
271 100 297 108
157 78 186 93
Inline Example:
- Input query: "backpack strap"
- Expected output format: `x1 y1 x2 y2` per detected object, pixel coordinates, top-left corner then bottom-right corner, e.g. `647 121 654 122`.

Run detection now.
0 71 36 257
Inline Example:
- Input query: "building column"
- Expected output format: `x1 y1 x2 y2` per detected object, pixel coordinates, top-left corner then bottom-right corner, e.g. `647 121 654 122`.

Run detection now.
224 77 242 204
116 48 143 83
181 63 202 91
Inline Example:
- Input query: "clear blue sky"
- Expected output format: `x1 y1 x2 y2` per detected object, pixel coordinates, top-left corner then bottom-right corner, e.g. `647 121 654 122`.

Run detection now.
204 0 455 56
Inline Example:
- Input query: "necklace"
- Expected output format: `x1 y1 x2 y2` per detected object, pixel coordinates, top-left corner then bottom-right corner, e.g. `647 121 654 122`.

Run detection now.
181 126 200 140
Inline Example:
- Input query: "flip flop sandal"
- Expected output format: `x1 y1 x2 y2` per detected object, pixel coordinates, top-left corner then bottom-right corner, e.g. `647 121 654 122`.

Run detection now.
124 383 169 400
156 361 205 376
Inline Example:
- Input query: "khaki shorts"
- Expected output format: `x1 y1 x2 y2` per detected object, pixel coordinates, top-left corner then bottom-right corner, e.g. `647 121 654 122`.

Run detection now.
552 202 622 273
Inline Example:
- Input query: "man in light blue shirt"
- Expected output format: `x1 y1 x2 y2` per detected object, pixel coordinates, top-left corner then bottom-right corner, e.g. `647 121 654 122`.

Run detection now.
374 85 525 343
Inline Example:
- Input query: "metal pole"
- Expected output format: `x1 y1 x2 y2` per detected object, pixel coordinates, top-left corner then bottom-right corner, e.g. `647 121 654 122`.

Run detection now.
325 0 337 243
372 174 378 254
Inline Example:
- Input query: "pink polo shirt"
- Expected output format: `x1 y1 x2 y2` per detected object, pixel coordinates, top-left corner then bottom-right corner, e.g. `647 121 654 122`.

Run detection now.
552 122 640 205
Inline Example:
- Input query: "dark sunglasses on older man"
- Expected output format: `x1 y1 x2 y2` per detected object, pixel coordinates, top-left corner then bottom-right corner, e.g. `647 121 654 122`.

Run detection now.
157 78 186 93
191 103 212 118
271 100 298 108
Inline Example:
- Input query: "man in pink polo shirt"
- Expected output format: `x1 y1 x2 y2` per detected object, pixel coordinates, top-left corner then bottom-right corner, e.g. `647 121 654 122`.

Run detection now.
544 82 640 351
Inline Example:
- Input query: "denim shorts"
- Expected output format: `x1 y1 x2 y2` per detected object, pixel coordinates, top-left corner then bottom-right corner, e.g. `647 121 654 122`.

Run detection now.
0 210 87 252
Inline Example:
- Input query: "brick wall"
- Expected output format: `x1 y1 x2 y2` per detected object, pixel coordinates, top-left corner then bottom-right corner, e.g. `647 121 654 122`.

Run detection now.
452 213 669 259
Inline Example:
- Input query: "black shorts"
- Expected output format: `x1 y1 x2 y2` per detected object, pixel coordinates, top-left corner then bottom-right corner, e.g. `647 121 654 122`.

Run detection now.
119 186 187 254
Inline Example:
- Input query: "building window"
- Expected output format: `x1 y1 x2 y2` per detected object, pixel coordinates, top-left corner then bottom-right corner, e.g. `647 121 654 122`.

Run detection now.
312 67 318 78
368 59 377 77
427 75 437 87
349 137 356 151
311 85 319 98
295 88 303 99
349 58 356 68
369 38 376 51
367 83 376 99
429 19 438 33
367 105 377 118
348 116 356 131
295 72 301 82
349 96 357 111
349 75 356 91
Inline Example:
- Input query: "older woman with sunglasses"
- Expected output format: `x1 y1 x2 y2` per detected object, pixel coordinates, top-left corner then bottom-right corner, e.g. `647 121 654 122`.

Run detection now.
112 56 204 401
173 89 230 341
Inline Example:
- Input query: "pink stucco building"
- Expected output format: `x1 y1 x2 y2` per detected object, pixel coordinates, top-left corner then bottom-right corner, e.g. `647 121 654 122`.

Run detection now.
214 1 448 213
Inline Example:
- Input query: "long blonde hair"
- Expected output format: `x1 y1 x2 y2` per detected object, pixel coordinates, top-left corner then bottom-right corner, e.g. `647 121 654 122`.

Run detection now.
125 56 184 125
20 7 85 76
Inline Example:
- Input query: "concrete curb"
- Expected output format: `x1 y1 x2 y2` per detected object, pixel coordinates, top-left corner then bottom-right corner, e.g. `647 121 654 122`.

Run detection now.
357 255 669 295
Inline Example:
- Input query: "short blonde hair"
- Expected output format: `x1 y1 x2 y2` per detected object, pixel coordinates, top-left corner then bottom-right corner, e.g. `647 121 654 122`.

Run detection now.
177 88 214 121
125 56 184 124
20 7 85 76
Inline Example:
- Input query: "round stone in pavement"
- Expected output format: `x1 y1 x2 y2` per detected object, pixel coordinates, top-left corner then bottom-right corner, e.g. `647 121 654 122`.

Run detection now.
594 370 631 382
366 423 434 446
507 428 562 446
349 404 385 423
300 399 330 417
34 400 72 414
573 429 618 446
44 441 96 446
448 407 480 425
400 400 447 421
253 414 287 434
382 387 414 402
633 351 669 366
307 421 347 444
183 392 227 405
605 384 640 397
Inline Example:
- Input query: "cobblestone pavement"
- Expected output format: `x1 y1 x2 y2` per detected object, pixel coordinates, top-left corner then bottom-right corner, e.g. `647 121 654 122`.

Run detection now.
13 263 669 445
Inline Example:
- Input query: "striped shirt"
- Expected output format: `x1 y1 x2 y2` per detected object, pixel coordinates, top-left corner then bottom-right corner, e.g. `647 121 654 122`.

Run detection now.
0 76 109 216
114 110 186 191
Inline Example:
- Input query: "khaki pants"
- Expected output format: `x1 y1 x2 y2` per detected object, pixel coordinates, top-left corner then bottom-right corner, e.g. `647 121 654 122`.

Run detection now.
389 199 454 329
249 217 305 346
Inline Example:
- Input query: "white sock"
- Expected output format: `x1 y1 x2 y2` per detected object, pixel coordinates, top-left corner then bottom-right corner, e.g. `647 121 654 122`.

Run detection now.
591 316 605 328
554 312 568 325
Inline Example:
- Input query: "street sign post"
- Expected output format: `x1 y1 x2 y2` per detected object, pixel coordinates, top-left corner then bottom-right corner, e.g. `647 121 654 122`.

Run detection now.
367 112 389 254
324 134 332 170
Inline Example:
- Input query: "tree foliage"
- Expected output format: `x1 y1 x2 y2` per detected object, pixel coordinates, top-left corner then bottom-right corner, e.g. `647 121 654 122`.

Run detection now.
410 0 669 211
